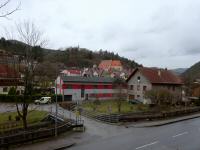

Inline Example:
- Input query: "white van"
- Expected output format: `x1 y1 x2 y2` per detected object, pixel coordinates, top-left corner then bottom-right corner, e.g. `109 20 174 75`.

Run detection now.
34 97 51 104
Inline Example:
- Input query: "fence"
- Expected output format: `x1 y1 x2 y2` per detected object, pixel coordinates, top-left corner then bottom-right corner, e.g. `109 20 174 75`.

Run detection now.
0 115 84 148
80 107 200 123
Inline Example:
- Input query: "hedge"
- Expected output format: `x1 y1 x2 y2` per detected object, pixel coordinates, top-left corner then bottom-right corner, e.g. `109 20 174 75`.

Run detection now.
0 94 63 103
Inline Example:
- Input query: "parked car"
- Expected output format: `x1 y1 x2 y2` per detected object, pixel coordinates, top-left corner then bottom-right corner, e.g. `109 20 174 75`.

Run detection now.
128 99 142 104
34 97 51 104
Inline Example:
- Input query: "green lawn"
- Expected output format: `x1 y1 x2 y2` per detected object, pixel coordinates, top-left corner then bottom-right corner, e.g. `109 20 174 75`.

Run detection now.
82 100 149 114
0 110 48 125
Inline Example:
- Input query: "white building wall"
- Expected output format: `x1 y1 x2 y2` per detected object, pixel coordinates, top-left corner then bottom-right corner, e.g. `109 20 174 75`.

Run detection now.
127 71 152 102
0 86 24 95
61 88 127 101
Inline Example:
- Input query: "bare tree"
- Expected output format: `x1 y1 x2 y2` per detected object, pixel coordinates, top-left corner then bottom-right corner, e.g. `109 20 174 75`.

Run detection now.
113 78 126 113
15 21 46 129
145 89 181 106
0 0 20 18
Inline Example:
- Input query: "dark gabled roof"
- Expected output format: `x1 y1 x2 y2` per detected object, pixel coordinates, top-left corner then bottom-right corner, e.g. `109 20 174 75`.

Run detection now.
60 76 115 83
127 67 183 85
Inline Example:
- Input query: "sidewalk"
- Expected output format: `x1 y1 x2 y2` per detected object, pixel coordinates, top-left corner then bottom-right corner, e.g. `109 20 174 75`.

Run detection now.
124 113 200 128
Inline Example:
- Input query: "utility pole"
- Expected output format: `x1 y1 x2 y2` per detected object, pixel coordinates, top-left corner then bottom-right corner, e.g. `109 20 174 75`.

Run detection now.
55 77 58 137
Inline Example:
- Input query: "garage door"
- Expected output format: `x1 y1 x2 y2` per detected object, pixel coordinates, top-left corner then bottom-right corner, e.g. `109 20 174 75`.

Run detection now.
64 95 72 101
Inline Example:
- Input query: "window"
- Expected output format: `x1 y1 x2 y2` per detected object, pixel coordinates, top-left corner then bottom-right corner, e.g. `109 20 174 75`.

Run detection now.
143 86 147 91
130 85 134 90
3 87 7 92
81 85 85 98
137 95 140 98
137 85 140 91
137 76 141 83
172 86 175 91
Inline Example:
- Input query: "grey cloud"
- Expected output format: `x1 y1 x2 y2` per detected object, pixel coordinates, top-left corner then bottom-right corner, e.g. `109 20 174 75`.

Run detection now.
1 0 200 68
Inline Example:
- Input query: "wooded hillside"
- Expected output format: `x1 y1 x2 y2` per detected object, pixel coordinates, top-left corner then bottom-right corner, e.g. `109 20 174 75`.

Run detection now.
0 38 139 68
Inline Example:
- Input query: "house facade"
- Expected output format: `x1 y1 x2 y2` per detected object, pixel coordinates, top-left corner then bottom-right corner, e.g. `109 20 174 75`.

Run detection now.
0 64 24 94
55 76 126 101
127 67 183 103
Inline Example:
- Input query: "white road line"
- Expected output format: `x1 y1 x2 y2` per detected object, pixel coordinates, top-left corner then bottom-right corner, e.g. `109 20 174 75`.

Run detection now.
135 141 158 149
172 132 188 138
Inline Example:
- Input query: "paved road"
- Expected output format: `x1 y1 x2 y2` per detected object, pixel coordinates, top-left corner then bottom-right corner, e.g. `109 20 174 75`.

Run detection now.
38 104 200 150
2 103 199 150
69 117 200 150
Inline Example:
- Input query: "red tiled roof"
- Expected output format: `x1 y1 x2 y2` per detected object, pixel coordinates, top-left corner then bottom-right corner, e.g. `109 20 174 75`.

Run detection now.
98 60 112 70
99 60 122 70
127 67 183 85
111 60 122 67
0 64 20 78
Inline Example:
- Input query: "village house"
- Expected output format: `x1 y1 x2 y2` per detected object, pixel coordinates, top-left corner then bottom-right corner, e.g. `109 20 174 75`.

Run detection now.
126 67 183 103
55 75 126 101
0 50 24 94
0 64 23 94
98 60 123 71
61 69 81 76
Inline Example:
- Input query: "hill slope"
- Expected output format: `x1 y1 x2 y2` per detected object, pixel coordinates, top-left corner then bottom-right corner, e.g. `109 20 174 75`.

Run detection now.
182 61 200 82
0 38 140 79
171 68 187 75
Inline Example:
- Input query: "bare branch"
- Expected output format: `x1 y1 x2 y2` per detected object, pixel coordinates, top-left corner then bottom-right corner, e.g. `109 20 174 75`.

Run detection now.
0 0 10 9
16 21 47 47
0 1 20 18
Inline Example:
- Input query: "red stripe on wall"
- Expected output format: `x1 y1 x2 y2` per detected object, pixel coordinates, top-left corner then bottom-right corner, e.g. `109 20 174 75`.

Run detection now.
72 85 81 89
85 85 93 89
61 84 113 89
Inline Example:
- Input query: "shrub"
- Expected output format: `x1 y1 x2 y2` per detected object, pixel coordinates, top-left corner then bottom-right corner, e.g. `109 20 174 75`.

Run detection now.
15 116 20 121
0 94 63 103
193 99 200 106
93 99 101 105
51 94 63 102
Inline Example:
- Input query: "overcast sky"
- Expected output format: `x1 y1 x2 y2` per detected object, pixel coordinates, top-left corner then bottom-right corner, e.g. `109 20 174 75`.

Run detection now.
0 0 200 69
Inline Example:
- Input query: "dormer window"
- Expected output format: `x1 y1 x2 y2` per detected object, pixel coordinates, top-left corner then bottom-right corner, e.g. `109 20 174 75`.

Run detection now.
137 76 141 83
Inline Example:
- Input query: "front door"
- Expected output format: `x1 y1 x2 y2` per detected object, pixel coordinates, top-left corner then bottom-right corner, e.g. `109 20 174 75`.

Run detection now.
85 94 89 100
129 94 135 100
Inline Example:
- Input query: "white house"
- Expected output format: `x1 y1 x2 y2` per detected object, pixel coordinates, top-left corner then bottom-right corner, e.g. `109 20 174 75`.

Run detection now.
126 67 183 103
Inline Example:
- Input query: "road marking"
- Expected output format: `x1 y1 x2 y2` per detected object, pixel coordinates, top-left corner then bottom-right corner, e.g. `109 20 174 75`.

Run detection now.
135 141 158 149
172 132 188 138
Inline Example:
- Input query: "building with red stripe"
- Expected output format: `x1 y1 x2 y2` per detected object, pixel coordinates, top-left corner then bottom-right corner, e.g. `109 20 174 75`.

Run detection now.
56 76 126 101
